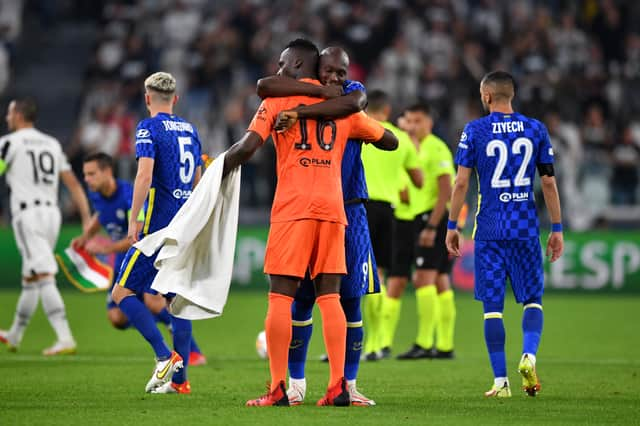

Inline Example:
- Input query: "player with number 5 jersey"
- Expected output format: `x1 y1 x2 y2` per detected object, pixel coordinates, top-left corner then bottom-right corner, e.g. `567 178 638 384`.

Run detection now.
446 71 563 399
112 72 202 395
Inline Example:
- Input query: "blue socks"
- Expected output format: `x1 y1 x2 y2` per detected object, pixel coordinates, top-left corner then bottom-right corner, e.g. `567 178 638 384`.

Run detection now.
288 297 314 380
155 307 202 355
342 297 363 381
118 296 171 360
155 308 172 327
483 301 506 378
522 298 543 356
171 316 192 384
288 296 364 381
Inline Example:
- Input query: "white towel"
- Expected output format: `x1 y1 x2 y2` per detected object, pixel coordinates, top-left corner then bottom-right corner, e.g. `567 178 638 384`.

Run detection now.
134 152 241 320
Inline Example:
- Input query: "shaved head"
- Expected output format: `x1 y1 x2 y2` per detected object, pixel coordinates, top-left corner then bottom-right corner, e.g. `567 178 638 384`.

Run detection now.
479 71 516 112
320 46 349 67
318 46 349 86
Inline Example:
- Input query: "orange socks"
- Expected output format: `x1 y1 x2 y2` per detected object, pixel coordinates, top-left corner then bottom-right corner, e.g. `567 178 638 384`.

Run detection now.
316 293 347 388
265 292 294 392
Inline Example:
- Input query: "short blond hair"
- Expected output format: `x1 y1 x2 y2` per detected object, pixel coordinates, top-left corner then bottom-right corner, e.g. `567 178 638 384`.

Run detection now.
144 72 176 102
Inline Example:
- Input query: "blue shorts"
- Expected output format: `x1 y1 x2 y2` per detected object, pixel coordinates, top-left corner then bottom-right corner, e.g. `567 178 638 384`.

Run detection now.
474 238 543 304
296 202 380 300
106 282 145 309
113 247 161 296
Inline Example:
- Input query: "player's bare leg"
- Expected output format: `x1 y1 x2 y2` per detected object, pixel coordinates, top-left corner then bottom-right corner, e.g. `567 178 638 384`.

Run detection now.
107 308 130 330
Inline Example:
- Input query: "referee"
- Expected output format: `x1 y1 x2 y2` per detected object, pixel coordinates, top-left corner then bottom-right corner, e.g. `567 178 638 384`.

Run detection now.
361 90 423 360
394 104 457 360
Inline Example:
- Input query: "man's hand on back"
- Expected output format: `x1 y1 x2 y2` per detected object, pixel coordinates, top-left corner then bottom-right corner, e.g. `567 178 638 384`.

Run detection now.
275 110 299 132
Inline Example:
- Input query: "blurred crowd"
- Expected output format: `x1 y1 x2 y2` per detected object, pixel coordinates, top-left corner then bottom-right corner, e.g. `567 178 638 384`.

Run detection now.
67 0 640 228
0 0 25 96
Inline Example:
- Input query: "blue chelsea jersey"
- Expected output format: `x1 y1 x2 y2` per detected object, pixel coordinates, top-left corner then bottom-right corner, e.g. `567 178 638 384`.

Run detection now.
88 179 132 242
341 79 368 201
455 112 554 240
135 112 202 236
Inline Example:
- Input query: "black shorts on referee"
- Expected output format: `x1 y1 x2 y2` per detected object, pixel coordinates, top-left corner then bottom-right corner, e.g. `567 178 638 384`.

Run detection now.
414 210 454 274
389 215 421 278
364 200 393 270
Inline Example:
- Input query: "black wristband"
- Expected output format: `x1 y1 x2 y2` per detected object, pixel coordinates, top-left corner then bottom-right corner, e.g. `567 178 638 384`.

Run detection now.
425 223 437 231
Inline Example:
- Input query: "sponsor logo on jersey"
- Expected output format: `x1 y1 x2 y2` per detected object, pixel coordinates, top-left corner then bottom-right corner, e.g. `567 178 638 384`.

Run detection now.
499 192 529 203
299 157 331 168
172 189 192 199
136 129 150 138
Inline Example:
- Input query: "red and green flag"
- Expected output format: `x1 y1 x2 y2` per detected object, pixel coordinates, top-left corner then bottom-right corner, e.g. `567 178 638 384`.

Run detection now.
56 246 112 292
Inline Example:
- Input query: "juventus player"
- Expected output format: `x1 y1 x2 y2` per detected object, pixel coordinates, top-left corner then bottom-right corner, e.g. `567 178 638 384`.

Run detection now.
0 98 91 355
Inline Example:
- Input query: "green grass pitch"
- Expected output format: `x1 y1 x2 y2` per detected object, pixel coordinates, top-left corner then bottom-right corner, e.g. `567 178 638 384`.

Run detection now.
0 289 638 425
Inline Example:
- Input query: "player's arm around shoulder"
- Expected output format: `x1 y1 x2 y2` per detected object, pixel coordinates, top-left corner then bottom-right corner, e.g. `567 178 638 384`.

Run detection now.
256 75 340 99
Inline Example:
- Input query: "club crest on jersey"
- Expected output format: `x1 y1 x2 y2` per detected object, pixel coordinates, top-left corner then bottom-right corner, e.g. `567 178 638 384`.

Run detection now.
499 192 529 203
116 209 125 220
460 132 467 142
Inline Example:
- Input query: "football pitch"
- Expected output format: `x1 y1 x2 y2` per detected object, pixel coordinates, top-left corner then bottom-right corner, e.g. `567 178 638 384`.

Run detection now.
0 290 638 425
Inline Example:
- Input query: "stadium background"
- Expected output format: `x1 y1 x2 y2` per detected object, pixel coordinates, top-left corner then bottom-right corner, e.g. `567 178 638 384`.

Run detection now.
0 0 637 292
0 1 639 425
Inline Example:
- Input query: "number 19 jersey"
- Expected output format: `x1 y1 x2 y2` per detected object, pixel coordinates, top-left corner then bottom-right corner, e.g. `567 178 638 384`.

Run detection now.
455 112 554 241
135 112 202 236
0 128 70 215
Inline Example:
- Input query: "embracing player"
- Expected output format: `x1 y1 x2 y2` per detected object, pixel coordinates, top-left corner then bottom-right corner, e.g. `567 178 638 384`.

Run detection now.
257 46 391 405
223 39 397 407
111 72 203 394
446 71 563 397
